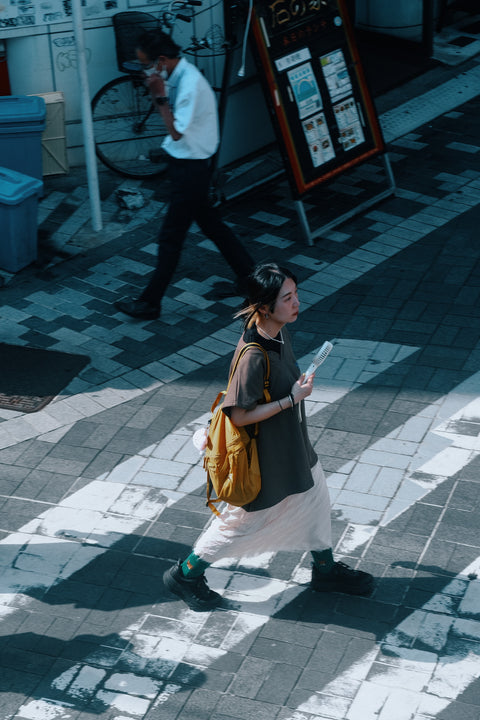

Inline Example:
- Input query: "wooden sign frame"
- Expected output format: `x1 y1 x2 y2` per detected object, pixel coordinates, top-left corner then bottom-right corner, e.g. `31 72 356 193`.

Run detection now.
249 0 389 199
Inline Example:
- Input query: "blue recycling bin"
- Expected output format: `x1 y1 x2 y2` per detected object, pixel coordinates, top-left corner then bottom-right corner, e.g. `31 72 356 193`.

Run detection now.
0 166 43 273
0 95 46 181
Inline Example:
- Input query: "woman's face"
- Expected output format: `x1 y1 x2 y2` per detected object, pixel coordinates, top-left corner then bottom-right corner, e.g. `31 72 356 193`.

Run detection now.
266 277 300 326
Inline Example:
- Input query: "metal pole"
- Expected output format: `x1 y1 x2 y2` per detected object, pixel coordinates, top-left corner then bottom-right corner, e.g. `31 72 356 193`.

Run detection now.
295 199 314 246
71 0 103 232
422 0 435 58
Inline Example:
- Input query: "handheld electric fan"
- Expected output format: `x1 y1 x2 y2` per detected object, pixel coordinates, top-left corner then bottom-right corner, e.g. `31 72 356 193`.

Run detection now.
304 341 333 380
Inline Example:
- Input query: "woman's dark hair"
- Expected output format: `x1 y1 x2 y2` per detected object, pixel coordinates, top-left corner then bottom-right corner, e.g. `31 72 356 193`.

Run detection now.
137 30 181 60
235 262 297 327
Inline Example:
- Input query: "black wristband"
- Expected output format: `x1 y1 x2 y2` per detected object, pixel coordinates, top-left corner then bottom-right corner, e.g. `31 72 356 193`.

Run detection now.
155 96 168 106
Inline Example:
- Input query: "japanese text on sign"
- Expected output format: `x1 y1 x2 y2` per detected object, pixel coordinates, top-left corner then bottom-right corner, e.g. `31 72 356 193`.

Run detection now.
267 0 336 31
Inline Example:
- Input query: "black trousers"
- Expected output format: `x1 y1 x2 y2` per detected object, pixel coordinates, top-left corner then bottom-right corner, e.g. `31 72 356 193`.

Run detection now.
140 157 254 307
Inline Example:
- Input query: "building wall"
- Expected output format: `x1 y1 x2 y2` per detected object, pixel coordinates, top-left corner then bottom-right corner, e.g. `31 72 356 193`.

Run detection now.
1 2 226 167
355 0 443 41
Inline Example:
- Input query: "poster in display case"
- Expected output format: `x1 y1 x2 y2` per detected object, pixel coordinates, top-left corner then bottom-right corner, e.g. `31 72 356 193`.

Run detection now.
249 0 387 198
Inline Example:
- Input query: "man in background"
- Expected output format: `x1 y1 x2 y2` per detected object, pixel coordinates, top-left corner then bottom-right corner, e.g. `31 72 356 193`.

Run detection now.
115 30 254 320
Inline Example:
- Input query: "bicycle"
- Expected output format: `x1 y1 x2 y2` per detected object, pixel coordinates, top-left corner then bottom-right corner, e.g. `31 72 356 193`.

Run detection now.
91 1 227 178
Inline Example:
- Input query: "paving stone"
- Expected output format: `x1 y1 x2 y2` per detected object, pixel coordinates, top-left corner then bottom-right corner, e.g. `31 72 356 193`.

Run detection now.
214 693 280 720
0 645 56 675
2 56 480 720
177 688 224 719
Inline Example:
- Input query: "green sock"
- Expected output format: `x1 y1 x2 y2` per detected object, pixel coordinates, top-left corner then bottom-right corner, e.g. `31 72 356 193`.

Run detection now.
311 548 334 574
181 552 210 578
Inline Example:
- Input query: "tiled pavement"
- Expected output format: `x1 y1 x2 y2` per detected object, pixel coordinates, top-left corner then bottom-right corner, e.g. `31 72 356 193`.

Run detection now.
0 47 480 720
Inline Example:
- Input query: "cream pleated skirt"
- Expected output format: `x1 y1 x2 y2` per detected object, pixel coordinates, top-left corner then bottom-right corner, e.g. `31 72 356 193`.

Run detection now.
194 460 332 563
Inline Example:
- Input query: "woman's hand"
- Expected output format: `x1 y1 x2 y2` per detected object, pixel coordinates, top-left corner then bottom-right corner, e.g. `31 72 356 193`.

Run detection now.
290 373 314 404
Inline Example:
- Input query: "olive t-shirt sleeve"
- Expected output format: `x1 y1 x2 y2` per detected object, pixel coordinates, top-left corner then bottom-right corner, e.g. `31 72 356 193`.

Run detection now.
222 347 266 416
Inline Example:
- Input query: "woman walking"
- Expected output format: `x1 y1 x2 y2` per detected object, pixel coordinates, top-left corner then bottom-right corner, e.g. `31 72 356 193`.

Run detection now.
164 262 374 610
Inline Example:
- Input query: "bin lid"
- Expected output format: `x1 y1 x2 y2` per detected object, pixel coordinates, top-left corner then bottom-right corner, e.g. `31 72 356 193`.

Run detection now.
0 166 43 205
0 95 46 126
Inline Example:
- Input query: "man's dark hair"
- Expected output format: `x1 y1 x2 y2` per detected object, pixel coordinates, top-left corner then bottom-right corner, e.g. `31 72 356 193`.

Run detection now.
137 30 181 60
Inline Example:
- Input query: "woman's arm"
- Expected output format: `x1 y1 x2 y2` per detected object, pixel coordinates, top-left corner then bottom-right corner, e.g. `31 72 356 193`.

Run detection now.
230 374 314 427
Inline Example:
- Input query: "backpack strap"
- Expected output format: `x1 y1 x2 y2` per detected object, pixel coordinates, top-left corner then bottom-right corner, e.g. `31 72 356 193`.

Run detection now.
210 390 226 414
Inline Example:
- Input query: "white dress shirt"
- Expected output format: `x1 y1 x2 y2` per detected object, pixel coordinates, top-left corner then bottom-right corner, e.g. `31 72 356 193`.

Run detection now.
162 57 219 160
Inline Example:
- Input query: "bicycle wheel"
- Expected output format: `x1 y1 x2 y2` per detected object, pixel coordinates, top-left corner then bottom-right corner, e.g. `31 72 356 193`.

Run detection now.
92 75 168 178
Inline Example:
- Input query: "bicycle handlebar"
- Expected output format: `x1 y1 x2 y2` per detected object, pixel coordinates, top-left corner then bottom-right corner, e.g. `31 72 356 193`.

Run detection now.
176 13 192 22
187 0 203 5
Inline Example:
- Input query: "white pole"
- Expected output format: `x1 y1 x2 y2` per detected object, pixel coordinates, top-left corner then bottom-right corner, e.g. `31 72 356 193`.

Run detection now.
71 0 103 231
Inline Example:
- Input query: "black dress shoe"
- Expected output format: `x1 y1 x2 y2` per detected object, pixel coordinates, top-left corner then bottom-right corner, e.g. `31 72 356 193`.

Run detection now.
114 297 160 320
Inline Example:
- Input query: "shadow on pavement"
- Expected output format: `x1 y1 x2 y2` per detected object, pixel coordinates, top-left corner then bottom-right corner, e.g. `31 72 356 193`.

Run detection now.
0 526 476 714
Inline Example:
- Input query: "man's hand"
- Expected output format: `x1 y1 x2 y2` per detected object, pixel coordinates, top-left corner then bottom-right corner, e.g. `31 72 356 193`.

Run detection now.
145 73 166 99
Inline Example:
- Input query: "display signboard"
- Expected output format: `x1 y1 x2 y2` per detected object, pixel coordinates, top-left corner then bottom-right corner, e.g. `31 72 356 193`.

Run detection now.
249 0 385 197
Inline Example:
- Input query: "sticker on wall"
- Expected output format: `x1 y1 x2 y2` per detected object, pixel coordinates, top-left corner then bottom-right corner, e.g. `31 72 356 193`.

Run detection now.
0 0 127 28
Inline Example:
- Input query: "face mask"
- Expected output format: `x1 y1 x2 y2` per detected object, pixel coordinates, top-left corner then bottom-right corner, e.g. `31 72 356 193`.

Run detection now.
143 66 157 77
159 65 168 81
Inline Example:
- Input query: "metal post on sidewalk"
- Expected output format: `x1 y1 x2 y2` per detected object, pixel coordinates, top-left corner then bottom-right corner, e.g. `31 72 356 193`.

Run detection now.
422 0 435 58
71 0 103 232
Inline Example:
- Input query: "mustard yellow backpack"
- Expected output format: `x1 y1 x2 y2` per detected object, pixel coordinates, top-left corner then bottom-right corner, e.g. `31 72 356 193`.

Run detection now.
204 343 271 515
